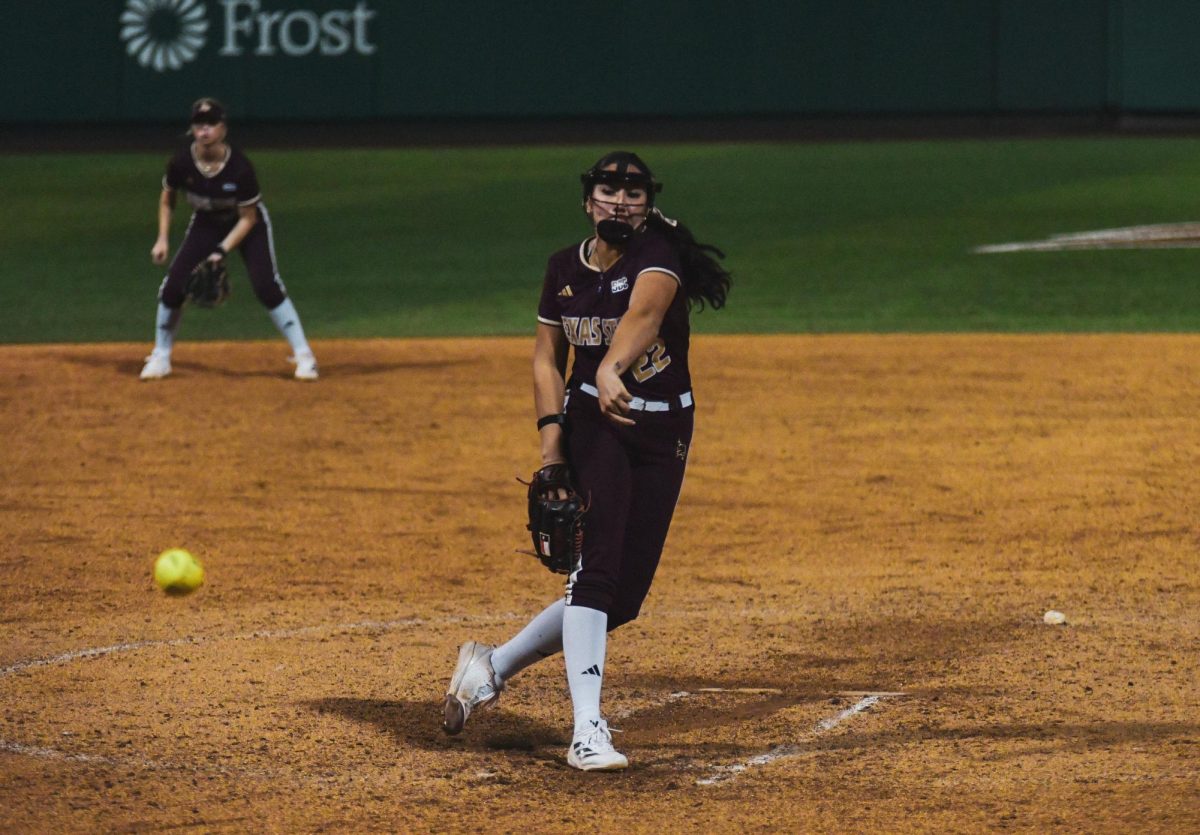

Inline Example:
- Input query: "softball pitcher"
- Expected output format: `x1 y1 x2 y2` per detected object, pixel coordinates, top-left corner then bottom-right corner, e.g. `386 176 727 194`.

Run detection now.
140 98 318 381
442 151 731 770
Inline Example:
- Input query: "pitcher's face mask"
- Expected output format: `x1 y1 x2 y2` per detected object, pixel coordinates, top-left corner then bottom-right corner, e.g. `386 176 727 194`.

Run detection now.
580 153 663 245
589 176 649 243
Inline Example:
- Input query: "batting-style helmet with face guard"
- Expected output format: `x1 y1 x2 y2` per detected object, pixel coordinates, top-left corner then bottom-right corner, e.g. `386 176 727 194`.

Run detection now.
580 151 663 207
581 151 664 244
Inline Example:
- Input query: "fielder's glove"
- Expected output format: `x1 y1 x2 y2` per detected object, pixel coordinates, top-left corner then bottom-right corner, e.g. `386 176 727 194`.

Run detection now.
186 256 230 308
524 463 586 574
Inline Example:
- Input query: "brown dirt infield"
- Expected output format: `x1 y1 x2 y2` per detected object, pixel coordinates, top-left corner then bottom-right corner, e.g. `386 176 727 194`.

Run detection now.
1 335 1197 833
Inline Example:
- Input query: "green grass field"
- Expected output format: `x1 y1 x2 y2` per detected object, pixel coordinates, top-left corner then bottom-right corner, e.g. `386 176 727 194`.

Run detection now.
4 137 1199 343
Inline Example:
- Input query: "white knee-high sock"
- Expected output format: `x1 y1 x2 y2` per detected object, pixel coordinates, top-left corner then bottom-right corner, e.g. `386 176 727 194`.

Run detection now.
562 605 608 730
153 302 182 355
267 297 312 356
491 599 565 683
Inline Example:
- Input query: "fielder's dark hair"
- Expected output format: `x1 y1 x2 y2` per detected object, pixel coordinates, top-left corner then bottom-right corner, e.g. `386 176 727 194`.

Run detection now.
583 151 731 312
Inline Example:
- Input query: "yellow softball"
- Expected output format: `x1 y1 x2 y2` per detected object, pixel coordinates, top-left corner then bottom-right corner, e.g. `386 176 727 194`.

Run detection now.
153 548 205 595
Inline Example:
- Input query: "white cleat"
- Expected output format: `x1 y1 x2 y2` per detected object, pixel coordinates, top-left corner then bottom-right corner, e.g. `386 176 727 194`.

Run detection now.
139 351 172 380
289 352 319 381
442 641 502 735
567 719 628 771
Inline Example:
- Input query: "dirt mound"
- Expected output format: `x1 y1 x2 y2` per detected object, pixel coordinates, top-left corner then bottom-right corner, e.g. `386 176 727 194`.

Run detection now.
1 336 1196 832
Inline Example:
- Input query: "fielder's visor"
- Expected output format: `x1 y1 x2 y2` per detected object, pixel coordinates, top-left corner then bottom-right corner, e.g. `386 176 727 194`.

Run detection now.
190 99 226 125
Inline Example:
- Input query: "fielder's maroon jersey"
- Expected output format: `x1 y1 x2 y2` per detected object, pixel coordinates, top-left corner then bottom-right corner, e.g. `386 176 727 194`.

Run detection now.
162 144 261 221
538 227 691 401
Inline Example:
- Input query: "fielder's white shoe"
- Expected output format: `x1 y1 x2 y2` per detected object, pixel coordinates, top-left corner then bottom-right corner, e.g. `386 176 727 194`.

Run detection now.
139 351 172 380
442 641 502 735
289 351 319 381
567 719 627 771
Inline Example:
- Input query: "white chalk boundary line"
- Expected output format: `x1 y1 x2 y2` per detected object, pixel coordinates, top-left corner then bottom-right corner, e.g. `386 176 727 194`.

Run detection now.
613 687 905 720
0 740 123 766
0 607 729 679
0 608 876 778
4 609 747 769
0 613 525 678
974 222 1200 253
0 738 186 772
0 609 722 770
696 692 903 786
0 613 527 770
612 686 785 719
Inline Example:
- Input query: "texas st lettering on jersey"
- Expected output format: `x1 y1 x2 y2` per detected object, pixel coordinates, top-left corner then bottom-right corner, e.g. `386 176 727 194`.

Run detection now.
163 144 262 221
538 227 692 401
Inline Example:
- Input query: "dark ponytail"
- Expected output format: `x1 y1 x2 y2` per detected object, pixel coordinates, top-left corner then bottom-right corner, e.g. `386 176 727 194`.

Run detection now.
645 209 731 311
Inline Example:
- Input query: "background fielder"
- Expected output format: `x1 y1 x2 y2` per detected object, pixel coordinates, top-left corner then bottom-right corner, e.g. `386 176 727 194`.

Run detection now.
140 98 318 381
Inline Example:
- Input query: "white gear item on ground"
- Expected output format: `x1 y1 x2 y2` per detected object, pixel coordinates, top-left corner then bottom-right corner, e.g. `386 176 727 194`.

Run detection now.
153 302 182 354
441 641 502 735
563 604 608 730
290 351 319 381
139 350 172 380
491 598 565 682
268 297 312 356
567 718 627 771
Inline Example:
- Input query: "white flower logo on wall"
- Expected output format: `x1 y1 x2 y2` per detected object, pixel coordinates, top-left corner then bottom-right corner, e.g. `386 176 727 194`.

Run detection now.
120 0 208 72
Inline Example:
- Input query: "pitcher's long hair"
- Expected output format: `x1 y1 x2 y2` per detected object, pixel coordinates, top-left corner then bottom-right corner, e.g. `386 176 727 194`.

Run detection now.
645 208 731 312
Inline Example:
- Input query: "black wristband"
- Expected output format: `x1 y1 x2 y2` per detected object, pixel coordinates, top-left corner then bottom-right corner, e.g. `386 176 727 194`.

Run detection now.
214 244 227 256
537 413 567 430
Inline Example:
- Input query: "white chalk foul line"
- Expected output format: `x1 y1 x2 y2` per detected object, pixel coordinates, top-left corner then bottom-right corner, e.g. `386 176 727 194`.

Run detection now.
0 610 729 770
610 686 785 719
696 693 893 786
815 694 880 731
695 687 783 694
0 613 524 769
0 613 524 678
0 637 200 677
0 739 122 765
0 739 181 771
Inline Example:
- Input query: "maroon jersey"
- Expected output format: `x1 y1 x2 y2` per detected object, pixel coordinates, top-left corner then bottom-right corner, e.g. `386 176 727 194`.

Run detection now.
162 144 262 221
538 227 691 400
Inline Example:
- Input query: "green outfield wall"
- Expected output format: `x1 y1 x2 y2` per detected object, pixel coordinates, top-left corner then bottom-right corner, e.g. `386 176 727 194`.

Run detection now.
3 0 1198 124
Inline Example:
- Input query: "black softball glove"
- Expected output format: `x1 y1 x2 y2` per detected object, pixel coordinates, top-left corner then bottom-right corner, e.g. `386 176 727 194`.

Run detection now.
524 463 586 574
186 257 230 308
